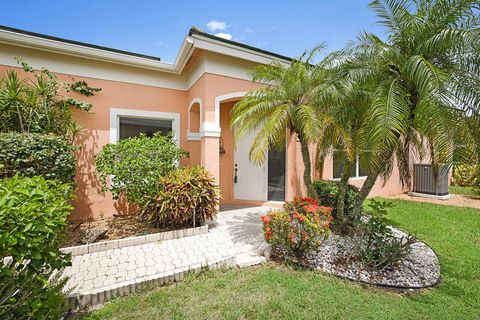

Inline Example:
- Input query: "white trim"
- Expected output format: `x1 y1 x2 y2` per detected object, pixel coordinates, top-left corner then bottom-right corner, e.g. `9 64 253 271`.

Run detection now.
190 34 290 66
187 98 202 134
187 132 201 141
200 121 221 137
109 108 180 145
0 28 193 73
214 92 247 129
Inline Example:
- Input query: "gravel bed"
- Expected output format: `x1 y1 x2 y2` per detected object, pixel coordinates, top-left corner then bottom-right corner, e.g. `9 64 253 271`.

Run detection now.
303 227 441 289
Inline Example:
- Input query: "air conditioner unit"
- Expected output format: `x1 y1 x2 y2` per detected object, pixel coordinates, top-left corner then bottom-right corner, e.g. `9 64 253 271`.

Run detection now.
410 164 451 200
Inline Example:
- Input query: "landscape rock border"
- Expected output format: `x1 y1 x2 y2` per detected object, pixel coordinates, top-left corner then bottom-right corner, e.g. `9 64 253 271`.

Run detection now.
304 226 441 289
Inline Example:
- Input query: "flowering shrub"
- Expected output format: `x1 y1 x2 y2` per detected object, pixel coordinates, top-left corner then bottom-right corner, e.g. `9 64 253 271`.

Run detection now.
261 197 332 258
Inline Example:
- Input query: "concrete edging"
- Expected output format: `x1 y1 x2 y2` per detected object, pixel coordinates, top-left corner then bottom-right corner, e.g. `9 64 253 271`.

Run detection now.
68 256 235 310
61 225 209 256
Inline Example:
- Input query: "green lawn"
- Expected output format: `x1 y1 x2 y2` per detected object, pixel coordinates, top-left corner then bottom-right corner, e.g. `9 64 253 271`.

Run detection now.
84 200 480 320
449 185 480 197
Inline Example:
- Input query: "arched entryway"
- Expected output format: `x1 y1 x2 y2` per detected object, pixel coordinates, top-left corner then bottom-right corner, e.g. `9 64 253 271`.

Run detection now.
216 93 286 204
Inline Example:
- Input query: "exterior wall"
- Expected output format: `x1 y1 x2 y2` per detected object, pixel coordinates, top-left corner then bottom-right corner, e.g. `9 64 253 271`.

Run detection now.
322 153 409 197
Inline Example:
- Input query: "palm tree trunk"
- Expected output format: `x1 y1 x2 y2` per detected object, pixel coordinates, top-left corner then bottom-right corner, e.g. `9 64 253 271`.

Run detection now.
352 170 380 218
298 134 313 196
336 161 353 228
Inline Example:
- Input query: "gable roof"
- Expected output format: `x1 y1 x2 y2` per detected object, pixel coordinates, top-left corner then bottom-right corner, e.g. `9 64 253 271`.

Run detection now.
188 27 292 62
0 25 291 74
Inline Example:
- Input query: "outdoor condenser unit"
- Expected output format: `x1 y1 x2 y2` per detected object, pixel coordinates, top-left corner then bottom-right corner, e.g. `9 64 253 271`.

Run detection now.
411 164 450 199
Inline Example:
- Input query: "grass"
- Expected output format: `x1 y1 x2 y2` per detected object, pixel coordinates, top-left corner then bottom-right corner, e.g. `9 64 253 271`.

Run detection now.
449 185 480 197
84 199 480 320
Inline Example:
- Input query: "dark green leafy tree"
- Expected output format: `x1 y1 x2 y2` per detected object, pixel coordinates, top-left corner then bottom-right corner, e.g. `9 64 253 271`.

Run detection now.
95 133 188 207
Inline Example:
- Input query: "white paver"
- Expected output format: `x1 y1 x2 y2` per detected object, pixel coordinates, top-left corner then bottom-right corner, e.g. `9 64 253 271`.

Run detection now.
64 206 272 309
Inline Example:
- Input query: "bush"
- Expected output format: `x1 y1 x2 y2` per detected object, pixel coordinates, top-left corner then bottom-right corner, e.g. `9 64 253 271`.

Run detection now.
261 197 332 259
95 133 188 206
311 180 360 227
0 175 73 318
358 199 416 270
142 166 219 227
0 132 77 183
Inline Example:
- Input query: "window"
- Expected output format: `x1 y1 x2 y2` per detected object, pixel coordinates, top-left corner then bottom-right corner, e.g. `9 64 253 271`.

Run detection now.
109 108 180 145
333 150 369 179
119 117 172 140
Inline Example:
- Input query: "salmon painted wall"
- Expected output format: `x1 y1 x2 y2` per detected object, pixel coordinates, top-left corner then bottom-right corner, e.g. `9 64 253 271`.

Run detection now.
1 49 409 221
219 101 235 203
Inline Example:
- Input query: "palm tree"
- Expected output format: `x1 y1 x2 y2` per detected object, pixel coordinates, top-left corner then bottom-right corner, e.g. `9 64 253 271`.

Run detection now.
342 0 480 216
231 45 347 194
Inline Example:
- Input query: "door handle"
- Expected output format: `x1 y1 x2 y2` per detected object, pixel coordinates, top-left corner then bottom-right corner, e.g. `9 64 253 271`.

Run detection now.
234 164 238 183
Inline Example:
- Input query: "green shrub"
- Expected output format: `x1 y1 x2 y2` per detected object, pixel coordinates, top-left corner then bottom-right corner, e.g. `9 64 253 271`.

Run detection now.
0 175 73 318
261 197 332 259
0 132 76 183
142 166 219 227
311 180 360 226
95 133 188 207
358 199 416 270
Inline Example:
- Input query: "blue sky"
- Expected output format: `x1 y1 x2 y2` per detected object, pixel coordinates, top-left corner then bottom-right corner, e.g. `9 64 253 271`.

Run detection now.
1 1 383 62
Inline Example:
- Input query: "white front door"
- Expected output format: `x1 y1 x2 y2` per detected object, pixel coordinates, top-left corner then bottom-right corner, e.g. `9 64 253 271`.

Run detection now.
233 128 267 201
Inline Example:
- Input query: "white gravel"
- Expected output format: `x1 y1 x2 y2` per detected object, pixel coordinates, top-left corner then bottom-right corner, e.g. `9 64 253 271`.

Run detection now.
302 226 441 288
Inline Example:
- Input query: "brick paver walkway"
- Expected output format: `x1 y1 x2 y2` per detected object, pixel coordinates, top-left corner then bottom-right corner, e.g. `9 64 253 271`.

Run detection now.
64 206 272 308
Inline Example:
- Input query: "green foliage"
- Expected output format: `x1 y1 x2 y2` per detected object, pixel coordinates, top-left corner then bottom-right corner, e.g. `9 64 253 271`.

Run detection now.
311 180 360 227
142 166 220 227
262 197 332 259
359 199 415 270
339 0 480 209
0 132 76 183
0 175 73 319
95 133 188 206
452 164 477 186
0 59 100 137
0 266 69 320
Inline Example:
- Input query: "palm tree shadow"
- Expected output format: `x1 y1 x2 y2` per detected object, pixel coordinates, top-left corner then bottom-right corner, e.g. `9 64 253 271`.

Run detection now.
222 211 267 253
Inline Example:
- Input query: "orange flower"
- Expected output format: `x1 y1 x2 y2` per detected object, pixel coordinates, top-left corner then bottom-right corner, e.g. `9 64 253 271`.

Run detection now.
261 215 271 224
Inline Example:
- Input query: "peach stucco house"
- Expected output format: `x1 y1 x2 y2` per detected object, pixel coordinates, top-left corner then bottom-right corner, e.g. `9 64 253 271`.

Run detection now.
0 25 408 220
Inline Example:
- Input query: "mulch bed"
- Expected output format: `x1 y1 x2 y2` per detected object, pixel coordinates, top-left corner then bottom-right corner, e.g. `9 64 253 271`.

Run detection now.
62 215 179 247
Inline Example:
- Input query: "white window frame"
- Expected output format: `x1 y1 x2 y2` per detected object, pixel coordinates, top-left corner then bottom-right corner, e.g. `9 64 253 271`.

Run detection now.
109 108 181 145
332 152 368 180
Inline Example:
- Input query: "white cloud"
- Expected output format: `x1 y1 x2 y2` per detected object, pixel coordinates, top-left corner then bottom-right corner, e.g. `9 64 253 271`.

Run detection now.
215 33 232 40
206 20 227 32
155 41 169 48
243 27 254 33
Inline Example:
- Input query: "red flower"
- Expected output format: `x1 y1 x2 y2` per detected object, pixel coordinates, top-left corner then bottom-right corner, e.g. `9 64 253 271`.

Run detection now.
261 215 271 224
